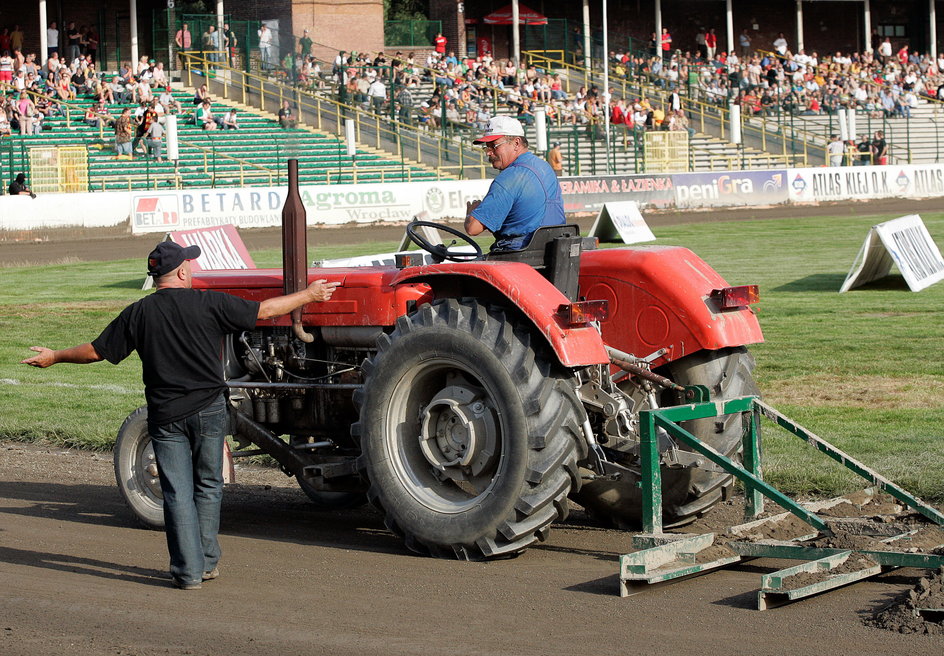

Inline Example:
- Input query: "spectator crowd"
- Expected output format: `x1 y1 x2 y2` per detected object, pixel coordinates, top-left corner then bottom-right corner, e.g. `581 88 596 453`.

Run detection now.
265 25 944 165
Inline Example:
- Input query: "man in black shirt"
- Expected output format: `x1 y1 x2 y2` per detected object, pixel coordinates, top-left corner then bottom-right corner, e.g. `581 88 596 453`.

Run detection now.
277 100 296 129
8 173 35 197
23 241 338 589
855 134 872 165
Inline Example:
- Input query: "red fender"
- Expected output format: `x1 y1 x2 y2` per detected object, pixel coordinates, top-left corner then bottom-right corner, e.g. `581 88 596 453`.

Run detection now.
393 262 610 368
579 246 764 367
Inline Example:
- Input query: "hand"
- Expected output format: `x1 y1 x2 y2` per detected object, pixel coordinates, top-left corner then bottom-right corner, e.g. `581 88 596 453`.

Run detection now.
465 199 481 216
21 346 56 368
307 279 339 302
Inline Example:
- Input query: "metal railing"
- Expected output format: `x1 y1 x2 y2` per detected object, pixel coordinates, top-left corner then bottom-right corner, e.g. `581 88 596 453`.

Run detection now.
90 172 183 191
181 51 489 181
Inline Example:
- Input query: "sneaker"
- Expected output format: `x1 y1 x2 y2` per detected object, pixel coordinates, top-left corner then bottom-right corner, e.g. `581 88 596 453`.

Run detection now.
172 578 202 590
202 567 220 581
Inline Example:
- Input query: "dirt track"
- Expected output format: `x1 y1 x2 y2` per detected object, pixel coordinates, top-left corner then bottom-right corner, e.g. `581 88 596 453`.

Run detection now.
2 441 942 656
3 199 944 655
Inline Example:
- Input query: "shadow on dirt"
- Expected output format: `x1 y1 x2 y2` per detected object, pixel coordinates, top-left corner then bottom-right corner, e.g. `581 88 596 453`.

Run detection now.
564 574 621 596
0 480 407 557
0 544 170 587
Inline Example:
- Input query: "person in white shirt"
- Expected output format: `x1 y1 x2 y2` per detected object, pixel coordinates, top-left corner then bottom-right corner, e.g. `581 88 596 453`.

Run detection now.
158 88 178 113
878 38 893 64
151 62 167 88
773 33 788 57
46 22 59 58
222 109 239 129
258 25 273 70
827 134 845 166
368 78 386 114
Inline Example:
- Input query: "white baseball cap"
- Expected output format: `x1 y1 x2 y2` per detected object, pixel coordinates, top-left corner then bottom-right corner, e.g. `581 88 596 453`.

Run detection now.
473 115 525 144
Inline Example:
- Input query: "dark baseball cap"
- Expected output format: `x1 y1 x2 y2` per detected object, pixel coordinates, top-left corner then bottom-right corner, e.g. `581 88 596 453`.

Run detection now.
147 241 201 277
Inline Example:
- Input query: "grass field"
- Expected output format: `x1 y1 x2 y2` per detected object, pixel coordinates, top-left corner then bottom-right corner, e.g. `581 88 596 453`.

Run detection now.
2 210 943 501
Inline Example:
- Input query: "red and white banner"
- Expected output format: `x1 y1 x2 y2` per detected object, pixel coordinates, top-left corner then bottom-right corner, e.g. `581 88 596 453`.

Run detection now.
170 224 255 272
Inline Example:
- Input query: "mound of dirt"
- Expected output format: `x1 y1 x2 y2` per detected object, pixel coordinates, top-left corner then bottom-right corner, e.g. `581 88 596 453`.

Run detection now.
866 568 944 635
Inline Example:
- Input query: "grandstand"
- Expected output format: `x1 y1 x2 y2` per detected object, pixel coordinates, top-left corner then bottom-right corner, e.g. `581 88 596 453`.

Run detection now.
5 7 944 196
1 86 447 193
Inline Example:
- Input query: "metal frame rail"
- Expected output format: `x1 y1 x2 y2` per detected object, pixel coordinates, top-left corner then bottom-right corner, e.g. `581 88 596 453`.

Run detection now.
619 395 944 607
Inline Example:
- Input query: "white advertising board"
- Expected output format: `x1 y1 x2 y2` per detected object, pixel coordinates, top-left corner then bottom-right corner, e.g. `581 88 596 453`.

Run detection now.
0 190 131 230
789 164 944 203
840 214 944 292
587 201 656 244
129 179 492 234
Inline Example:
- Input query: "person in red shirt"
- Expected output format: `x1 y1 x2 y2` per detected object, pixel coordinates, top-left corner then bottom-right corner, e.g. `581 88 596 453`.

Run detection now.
661 28 672 60
434 32 447 56
705 28 718 61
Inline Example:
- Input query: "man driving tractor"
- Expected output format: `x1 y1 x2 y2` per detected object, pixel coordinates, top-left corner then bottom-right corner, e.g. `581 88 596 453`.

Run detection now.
464 116 565 252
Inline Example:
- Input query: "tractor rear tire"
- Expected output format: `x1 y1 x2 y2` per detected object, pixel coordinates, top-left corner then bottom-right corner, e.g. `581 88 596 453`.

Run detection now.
573 347 758 528
353 299 586 560
113 406 165 529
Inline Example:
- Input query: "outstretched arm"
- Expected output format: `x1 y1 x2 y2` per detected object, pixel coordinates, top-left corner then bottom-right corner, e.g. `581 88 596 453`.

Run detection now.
257 278 339 320
22 343 103 368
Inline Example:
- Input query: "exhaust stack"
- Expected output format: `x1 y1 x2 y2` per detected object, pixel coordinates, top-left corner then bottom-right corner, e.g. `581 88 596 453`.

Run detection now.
282 159 314 343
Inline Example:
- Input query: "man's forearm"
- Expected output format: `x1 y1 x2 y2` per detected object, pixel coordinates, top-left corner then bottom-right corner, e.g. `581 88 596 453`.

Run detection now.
53 343 103 364
22 342 103 368
258 289 313 319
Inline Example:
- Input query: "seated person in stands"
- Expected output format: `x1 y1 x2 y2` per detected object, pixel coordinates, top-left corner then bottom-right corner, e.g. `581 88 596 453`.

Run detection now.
158 86 179 114
8 173 35 197
109 76 130 104
98 76 115 104
134 77 152 104
85 100 106 126
516 99 535 126
464 117 565 253
0 108 11 137
117 61 134 85
278 100 296 129
221 109 238 130
151 62 166 88
193 83 208 106
70 67 90 95
196 99 217 130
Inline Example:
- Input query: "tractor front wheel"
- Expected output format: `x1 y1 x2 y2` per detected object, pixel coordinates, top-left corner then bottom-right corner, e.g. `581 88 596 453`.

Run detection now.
113 406 165 529
354 299 586 560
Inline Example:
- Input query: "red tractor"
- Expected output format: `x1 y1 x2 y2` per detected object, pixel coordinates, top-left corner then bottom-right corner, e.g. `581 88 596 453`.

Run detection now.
114 165 762 560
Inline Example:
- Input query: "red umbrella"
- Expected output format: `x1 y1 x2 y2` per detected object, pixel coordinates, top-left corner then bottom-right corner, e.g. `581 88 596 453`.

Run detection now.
481 4 548 25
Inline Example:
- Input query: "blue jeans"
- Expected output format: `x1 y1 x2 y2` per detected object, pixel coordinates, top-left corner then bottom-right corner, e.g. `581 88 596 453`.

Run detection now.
149 393 228 584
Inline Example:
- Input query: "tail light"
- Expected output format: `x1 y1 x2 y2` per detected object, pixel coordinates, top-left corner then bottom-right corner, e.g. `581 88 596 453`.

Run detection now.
711 285 760 309
557 300 609 326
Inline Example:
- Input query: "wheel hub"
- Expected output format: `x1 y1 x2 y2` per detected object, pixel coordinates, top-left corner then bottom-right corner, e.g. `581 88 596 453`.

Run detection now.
419 384 498 480
140 442 162 497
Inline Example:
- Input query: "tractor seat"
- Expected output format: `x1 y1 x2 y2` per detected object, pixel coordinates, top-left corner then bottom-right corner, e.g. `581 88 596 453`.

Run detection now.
486 225 596 300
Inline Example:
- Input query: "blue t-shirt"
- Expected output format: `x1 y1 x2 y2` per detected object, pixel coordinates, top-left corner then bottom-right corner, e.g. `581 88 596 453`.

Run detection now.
471 151 565 251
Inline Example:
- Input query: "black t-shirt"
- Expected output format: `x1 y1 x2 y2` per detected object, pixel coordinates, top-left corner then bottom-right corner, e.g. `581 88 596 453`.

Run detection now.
8 180 28 195
92 288 259 426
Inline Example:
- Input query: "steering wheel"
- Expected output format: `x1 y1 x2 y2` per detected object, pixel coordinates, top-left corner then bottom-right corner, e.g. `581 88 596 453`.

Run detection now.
406 220 484 263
